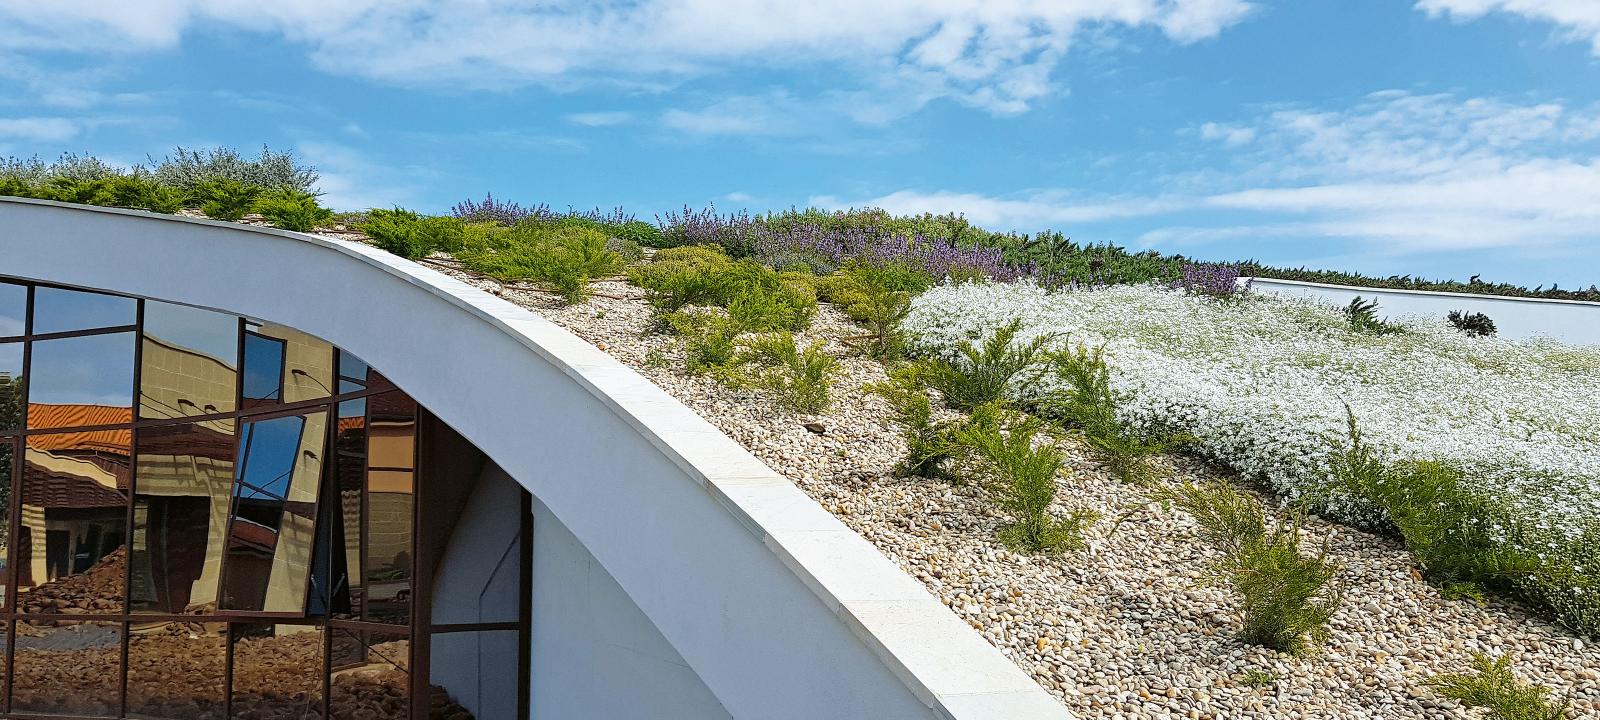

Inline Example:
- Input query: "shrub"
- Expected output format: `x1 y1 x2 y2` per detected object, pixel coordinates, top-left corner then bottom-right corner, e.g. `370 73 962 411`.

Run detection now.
630 246 814 330
870 369 962 479
190 178 264 221
359 208 467 260
1427 653 1569 720
629 245 737 312
458 225 622 304
817 263 929 360
1448 309 1497 338
956 403 1099 553
255 188 334 231
664 310 742 374
451 192 549 225
149 145 317 194
604 236 645 264
656 204 764 257
913 319 1056 412
738 332 839 414
1343 296 1401 334
1155 480 1342 654
1035 343 1184 484
1173 262 1251 299
90 174 184 213
612 219 665 248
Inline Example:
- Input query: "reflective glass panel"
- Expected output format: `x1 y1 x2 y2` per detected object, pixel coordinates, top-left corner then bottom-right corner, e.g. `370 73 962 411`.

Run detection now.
254 322 334 404
327 399 365 621
32 285 136 334
230 623 325 719
220 411 327 613
0 281 24 337
242 331 286 407
365 392 415 624
130 422 237 614
11 620 122 716
336 348 368 394
126 620 227 719
17 431 130 614
0 340 21 432
0 440 12 609
141 301 239 422
429 630 520 720
26 331 136 429
330 629 410 719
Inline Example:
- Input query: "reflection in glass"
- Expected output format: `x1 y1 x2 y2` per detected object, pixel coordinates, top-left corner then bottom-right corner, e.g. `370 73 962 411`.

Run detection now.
366 392 415 624
0 341 21 433
242 331 286 408
221 411 327 613
253 322 334 405
17 431 130 614
126 621 227 719
0 440 12 608
330 629 410 719
0 282 25 337
336 348 368 394
130 422 236 614
26 331 136 429
231 623 325 719
430 630 519 720
31 286 136 335
141 301 239 422
322 399 366 620
11 620 122 716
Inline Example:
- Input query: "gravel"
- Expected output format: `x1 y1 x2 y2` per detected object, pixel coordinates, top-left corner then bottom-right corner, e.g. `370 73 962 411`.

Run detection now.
428 260 1599 720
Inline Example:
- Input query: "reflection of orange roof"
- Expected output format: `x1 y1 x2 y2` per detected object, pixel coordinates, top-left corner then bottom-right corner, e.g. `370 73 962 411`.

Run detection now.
28 403 133 430
338 415 365 433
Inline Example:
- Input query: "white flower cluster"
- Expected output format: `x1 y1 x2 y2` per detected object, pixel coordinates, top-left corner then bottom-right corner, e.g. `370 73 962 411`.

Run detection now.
904 282 1600 623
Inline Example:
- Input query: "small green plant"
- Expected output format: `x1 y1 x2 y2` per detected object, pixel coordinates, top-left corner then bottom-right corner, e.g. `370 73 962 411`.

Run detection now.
1447 309 1497 338
604 236 644 264
254 188 334 231
612 219 666 248
1036 343 1184 484
738 333 839 414
189 177 263 221
1343 296 1402 334
95 173 184 213
913 319 1056 412
1239 669 1278 689
869 368 962 479
630 246 814 330
955 403 1099 553
458 224 622 304
1427 653 1569 720
664 310 742 374
1156 480 1342 654
828 264 923 360
359 208 467 259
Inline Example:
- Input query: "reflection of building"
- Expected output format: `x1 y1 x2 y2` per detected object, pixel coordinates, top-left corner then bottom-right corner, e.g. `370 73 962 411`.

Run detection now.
19 405 130 593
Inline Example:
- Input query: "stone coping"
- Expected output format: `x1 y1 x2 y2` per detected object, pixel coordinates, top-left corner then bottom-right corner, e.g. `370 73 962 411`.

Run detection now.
1243 275 1600 307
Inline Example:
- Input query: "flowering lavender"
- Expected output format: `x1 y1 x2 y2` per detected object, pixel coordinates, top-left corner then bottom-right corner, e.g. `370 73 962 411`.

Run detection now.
451 192 552 224
748 221 1034 282
1172 262 1251 299
655 204 764 257
567 205 634 225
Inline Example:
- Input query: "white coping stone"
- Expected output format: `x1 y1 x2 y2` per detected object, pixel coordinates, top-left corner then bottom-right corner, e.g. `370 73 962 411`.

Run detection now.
0 198 1071 720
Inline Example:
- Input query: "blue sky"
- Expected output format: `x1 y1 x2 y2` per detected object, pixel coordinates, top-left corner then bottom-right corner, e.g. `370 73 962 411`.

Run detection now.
1 0 1597 288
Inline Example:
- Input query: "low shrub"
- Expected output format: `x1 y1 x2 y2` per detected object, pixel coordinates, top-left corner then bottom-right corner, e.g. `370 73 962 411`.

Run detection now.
737 332 839 414
1155 480 1342 654
458 224 622 304
629 245 738 311
1427 653 1569 720
190 177 263 221
149 145 317 195
870 369 962 479
912 319 1055 412
1035 343 1184 484
255 188 334 231
612 219 665 248
1343 296 1402 334
93 174 184 213
1448 309 1497 338
630 246 814 330
817 263 931 360
451 192 550 225
359 208 467 260
604 236 644 264
957 403 1099 553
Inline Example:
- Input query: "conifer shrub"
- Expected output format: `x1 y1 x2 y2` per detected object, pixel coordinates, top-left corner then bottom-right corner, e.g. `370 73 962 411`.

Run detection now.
737 332 839 414
1427 653 1569 720
254 188 334 231
1035 343 1184 484
359 208 468 259
1447 309 1497 338
664 310 743 375
870 368 963 480
1343 296 1402 334
911 319 1056 412
629 246 814 330
956 403 1099 553
190 177 264 221
458 224 622 304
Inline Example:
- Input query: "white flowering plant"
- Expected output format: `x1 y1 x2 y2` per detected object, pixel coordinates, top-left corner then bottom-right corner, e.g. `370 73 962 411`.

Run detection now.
903 281 1600 634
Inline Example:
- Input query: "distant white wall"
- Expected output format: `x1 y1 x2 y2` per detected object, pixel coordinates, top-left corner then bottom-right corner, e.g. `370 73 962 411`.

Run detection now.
432 463 522 626
1248 278 1600 346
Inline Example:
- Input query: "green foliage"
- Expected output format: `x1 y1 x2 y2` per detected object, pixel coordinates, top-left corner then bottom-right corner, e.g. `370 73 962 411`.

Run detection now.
1034 343 1184 484
93 174 185 213
870 368 962 479
1448 309 1498 338
604 236 644 264
629 245 737 312
817 263 929 360
956 403 1099 553
148 145 318 194
629 245 815 330
913 319 1055 412
458 224 623 304
1239 669 1278 689
190 178 264 221
665 310 743 374
359 208 468 259
1427 653 1569 720
1156 480 1342 654
254 188 334 232
612 219 666 248
1343 296 1402 335
738 332 839 414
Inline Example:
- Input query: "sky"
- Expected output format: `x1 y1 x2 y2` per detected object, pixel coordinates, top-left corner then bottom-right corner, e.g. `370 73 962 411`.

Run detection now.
1 0 1597 288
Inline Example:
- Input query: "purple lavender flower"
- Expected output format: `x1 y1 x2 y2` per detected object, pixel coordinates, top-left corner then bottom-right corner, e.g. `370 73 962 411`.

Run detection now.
1172 262 1251 299
451 192 551 224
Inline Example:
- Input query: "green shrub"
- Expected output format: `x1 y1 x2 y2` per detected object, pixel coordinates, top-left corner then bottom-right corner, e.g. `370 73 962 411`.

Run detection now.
1343 296 1402 334
664 310 742 374
605 236 644 264
458 225 622 304
870 368 962 479
956 403 1099 553
97 174 184 213
738 332 839 414
0 177 37 199
629 246 737 311
818 263 927 360
255 188 334 231
190 177 263 221
629 246 814 330
1035 343 1183 484
913 319 1055 411
149 145 317 194
1427 653 1569 720
1156 480 1342 654
1447 309 1497 338
359 208 467 259
612 219 665 248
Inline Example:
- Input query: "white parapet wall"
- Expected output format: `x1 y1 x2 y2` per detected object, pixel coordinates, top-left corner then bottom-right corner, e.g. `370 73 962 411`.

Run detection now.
0 198 1069 720
1246 277 1600 346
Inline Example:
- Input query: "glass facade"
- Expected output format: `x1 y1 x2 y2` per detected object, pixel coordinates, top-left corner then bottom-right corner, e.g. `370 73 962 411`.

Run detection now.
0 279 528 720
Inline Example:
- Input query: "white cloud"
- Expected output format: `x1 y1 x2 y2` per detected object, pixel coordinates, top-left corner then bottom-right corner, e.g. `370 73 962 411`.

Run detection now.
0 1 1253 116
565 111 631 127
1200 121 1255 146
0 116 79 142
1418 0 1600 54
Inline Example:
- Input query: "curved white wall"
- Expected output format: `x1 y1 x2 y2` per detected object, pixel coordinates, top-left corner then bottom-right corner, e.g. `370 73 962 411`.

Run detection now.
0 198 1068 720
1247 277 1600 346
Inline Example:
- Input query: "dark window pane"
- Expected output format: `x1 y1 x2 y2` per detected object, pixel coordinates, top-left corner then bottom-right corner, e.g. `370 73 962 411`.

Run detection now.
17 432 130 614
12 620 122 716
366 392 415 624
0 340 21 432
126 621 227 719
230 623 325 719
242 332 286 407
0 281 24 337
327 399 365 620
32 286 135 334
141 301 239 421
221 411 327 613
130 422 236 614
255 323 333 404
0 440 13 609
330 628 410 720
430 630 518 720
336 348 368 394
26 331 136 429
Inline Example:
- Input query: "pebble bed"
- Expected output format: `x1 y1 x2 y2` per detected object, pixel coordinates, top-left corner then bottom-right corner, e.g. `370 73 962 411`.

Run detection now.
428 261 1598 720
